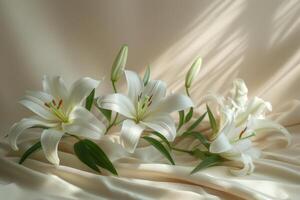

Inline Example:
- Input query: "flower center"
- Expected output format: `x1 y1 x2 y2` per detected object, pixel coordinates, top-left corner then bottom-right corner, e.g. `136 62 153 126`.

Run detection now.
136 93 153 122
233 126 256 143
44 99 68 122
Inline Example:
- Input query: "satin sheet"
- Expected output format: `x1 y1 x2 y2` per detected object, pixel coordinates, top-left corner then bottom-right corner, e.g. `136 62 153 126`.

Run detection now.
0 0 300 199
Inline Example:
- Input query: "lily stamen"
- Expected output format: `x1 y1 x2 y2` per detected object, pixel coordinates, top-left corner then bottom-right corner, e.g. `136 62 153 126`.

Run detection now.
149 94 153 101
141 102 147 109
136 94 154 122
239 126 247 139
138 93 142 101
52 99 56 106
57 99 63 109
44 99 68 122
239 132 256 141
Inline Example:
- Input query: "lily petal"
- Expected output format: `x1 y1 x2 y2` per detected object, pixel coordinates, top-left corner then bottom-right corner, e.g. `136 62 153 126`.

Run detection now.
69 106 106 133
120 119 145 153
141 113 176 141
230 154 255 176
210 132 232 153
142 80 167 108
63 120 103 140
66 77 100 113
63 106 106 139
41 129 64 165
236 97 272 125
219 107 235 137
43 75 68 101
233 138 253 153
97 93 135 118
125 70 143 103
19 97 57 120
8 117 58 150
25 90 53 103
249 118 291 145
230 79 248 108
154 94 194 114
245 147 261 159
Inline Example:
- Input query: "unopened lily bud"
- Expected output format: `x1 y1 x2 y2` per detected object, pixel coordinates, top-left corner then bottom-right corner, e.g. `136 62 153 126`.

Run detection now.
185 57 202 89
143 65 151 86
111 44 128 82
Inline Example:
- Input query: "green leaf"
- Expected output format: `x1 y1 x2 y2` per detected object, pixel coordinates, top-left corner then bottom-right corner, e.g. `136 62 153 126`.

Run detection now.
142 136 175 165
206 105 218 134
74 141 100 173
185 108 193 123
82 139 118 175
150 132 171 149
85 89 95 111
187 112 207 132
19 141 41 164
98 107 112 122
191 154 222 174
30 125 49 129
182 131 210 149
95 101 112 121
143 65 151 86
191 149 207 160
177 110 185 130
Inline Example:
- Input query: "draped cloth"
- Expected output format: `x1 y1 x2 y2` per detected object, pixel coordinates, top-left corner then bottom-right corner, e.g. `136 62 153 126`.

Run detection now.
0 0 300 199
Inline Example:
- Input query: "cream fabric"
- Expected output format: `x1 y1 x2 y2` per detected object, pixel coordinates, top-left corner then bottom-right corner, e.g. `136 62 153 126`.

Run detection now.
1 0 300 199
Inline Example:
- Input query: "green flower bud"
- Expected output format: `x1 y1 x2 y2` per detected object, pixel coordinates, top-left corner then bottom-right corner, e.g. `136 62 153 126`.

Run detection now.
111 45 128 82
185 57 202 89
143 65 151 86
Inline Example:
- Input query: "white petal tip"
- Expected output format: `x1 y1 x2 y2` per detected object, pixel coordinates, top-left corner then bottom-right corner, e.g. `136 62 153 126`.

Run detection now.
120 135 139 154
12 145 19 151
125 147 135 154
83 77 101 88
50 159 60 166
93 134 103 140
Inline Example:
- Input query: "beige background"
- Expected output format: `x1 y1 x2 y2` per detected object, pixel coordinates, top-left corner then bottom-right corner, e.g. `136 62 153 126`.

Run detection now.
0 1 300 199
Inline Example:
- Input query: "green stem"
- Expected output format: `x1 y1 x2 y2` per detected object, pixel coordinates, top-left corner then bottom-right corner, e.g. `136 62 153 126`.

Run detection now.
105 113 119 134
105 80 120 134
115 119 125 125
185 87 190 97
171 147 193 154
112 81 117 93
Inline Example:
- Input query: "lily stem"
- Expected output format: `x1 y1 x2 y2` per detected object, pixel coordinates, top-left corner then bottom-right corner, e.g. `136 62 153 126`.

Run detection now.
185 87 190 97
112 81 118 93
105 113 118 134
105 80 119 134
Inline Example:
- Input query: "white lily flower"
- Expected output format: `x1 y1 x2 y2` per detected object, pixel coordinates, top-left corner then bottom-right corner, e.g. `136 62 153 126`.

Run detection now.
204 79 291 175
209 108 258 175
98 70 194 153
8 76 106 165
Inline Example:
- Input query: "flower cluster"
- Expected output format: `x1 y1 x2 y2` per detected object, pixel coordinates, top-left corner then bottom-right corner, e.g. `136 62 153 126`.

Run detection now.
6 45 291 176
201 79 291 175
